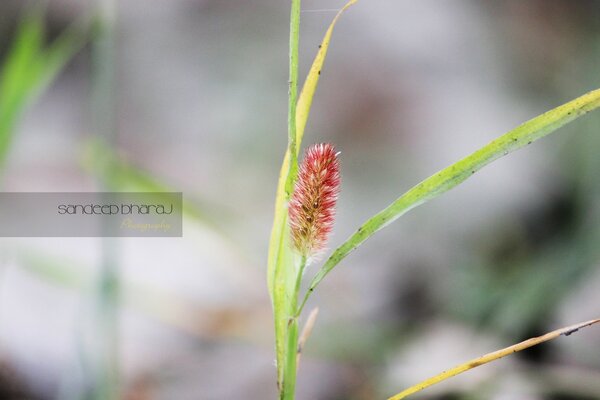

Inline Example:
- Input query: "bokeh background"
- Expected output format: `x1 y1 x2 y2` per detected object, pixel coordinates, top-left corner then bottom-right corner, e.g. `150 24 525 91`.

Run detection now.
0 0 599 399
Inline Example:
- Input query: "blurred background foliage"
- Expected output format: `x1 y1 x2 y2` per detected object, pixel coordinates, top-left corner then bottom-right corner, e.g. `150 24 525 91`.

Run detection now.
0 1 599 399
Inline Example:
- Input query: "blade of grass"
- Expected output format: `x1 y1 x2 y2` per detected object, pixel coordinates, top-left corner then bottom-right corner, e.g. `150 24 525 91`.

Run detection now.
82 138 217 224
277 1 302 395
388 318 600 400
0 8 86 168
14 250 253 341
82 138 264 293
0 9 44 163
299 88 600 314
284 0 301 197
90 0 119 398
267 1 358 393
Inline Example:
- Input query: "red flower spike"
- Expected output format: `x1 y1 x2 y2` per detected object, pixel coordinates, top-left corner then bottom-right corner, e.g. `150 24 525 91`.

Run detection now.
289 143 341 258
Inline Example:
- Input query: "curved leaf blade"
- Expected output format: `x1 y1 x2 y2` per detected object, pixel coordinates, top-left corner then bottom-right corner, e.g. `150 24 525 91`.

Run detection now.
303 89 600 304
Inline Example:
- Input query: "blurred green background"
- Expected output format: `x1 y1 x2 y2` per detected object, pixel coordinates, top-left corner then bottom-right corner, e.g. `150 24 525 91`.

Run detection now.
0 1 599 399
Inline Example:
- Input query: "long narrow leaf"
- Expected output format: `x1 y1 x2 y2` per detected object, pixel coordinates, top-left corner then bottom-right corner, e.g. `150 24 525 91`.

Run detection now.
83 138 217 224
0 10 45 158
0 8 86 167
302 89 600 307
388 318 600 399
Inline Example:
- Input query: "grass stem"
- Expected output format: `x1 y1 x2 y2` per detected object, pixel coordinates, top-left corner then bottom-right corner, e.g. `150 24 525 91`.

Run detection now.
91 0 119 398
285 0 301 198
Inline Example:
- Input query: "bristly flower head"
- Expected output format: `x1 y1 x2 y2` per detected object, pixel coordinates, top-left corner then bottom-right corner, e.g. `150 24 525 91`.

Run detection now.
289 143 341 258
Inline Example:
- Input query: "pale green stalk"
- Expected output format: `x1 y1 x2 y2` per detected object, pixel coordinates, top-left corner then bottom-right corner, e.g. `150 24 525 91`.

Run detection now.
282 255 307 400
278 1 302 399
285 0 301 197
91 1 119 399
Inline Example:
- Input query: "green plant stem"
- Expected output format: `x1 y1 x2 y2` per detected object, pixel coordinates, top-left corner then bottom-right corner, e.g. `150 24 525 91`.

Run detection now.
277 1 302 399
282 255 307 400
294 255 308 300
282 316 299 400
285 0 301 198
92 0 119 399
294 256 309 317
296 286 309 318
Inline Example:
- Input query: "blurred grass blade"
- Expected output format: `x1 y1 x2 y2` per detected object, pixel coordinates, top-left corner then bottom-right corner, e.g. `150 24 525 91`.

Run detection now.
388 319 600 399
0 8 86 167
83 138 262 288
0 9 44 161
84 139 175 192
15 250 253 341
267 0 358 389
300 89 600 310
18 250 87 289
83 138 217 223
81 137 239 234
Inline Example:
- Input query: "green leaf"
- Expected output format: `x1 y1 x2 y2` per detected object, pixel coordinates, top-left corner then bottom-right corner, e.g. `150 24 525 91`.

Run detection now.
301 88 600 308
82 138 254 265
0 9 44 159
0 7 87 168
